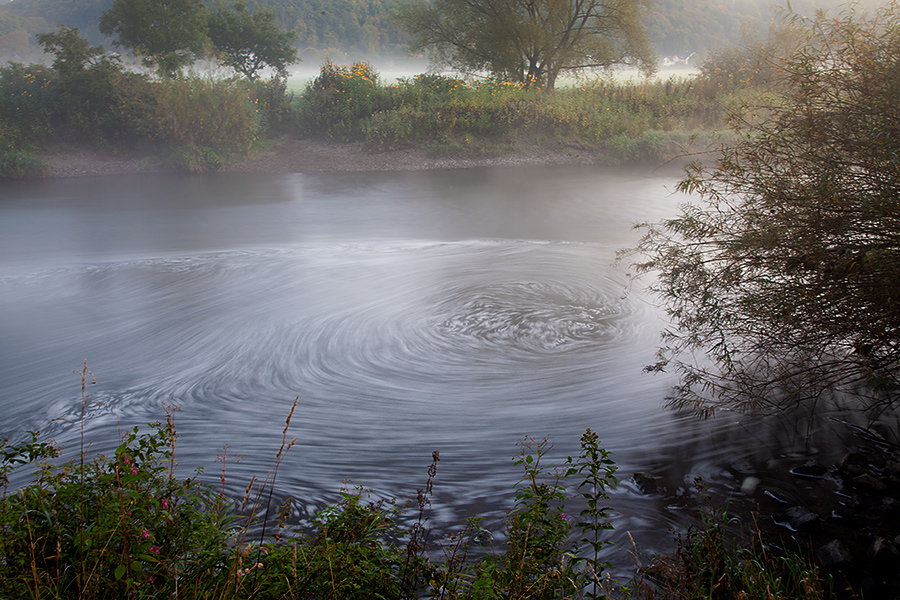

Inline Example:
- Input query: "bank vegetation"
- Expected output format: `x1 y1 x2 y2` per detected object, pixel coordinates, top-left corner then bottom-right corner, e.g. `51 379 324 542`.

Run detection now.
0 368 835 600
1 23 769 178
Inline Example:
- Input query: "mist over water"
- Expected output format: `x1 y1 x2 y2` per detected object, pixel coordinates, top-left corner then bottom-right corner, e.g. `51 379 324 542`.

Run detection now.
0 167 854 575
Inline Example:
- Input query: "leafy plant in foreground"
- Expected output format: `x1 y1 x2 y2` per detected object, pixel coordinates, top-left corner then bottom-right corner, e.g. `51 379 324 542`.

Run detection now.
0 421 232 599
566 429 617 599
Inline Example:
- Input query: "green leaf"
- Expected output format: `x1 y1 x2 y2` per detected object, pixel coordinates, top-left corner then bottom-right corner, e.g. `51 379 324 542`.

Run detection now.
114 564 126 580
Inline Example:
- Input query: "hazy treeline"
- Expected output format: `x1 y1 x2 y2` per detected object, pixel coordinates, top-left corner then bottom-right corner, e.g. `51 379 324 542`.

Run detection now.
0 0 406 62
0 0 889 63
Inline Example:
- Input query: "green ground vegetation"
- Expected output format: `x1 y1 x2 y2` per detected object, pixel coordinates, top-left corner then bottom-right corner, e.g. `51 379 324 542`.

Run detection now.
1 37 757 178
0 370 832 599
294 60 732 163
0 26 293 176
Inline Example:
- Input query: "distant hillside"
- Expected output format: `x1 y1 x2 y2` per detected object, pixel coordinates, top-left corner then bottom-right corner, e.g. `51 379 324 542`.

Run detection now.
0 0 890 66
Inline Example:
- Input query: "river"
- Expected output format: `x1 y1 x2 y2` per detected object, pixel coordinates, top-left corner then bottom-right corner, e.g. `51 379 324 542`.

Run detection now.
0 166 853 577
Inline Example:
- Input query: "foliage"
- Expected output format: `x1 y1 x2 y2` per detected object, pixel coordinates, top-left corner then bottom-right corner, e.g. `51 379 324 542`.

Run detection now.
99 0 208 77
631 504 832 599
297 59 392 140
0 398 622 600
0 422 232 599
0 62 59 142
0 432 58 489
35 25 113 78
693 20 806 99
247 75 295 133
297 60 728 164
207 0 299 80
0 371 847 600
501 436 577 599
0 147 48 178
566 429 617 599
35 26 140 143
123 75 262 172
393 0 656 90
629 4 900 418
447 432 618 600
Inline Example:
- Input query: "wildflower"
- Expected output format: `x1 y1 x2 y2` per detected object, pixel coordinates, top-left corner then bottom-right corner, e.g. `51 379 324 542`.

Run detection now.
149 545 160 554
162 499 169 510
142 529 151 539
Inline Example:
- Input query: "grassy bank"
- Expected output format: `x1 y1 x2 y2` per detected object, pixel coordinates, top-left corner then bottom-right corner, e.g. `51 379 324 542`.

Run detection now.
2 51 756 179
0 61 293 176
0 369 834 600
294 60 742 165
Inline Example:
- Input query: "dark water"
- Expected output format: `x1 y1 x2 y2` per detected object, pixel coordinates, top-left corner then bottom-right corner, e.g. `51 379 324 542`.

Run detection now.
0 167 856 576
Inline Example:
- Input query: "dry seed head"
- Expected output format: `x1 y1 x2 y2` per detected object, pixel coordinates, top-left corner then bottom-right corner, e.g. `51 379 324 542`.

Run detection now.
241 475 257 511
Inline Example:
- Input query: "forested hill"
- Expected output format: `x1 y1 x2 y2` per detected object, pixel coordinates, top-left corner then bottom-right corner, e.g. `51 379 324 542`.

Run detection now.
0 0 888 64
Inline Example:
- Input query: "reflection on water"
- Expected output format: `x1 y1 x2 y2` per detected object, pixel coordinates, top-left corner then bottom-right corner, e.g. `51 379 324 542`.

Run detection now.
0 167 855 577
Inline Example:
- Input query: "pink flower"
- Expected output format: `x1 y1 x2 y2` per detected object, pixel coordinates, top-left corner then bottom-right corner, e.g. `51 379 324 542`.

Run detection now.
142 529 150 539
149 545 160 554
131 467 138 475
161 499 169 510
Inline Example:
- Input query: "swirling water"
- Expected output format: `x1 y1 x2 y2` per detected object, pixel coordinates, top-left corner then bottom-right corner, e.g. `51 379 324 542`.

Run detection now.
0 167 853 576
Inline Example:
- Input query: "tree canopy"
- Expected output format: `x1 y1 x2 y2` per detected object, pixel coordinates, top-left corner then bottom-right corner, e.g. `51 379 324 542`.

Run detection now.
394 0 656 90
207 0 298 80
99 0 208 77
631 4 900 419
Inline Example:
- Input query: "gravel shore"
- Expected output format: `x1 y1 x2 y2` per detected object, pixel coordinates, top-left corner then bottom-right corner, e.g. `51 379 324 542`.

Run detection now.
39 136 608 178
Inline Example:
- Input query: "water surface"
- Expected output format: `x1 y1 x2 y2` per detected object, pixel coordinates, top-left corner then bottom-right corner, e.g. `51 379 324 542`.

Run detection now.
0 167 851 576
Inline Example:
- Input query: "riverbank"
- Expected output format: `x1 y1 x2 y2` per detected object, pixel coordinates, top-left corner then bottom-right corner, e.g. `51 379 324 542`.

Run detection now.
37 135 671 178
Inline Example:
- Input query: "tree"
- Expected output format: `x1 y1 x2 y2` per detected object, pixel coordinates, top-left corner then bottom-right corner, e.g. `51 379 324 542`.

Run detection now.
34 25 134 141
99 0 208 77
394 0 656 90
35 25 115 78
207 0 298 80
629 4 900 420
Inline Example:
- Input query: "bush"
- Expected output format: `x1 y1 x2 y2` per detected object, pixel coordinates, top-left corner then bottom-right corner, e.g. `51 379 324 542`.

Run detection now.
0 384 620 600
297 59 393 140
0 62 59 142
0 421 231 599
125 76 263 172
297 60 729 161
0 148 48 178
248 76 295 134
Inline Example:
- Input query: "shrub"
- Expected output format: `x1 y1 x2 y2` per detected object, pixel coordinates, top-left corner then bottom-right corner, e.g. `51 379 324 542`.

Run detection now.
125 76 263 172
0 148 48 179
248 76 295 134
296 59 394 139
0 421 232 599
0 62 59 142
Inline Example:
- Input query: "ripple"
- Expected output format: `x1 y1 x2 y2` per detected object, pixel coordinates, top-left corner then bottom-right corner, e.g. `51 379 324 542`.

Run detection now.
437 280 627 353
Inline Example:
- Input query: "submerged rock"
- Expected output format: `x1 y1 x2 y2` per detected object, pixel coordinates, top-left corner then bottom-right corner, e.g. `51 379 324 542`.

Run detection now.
816 539 852 567
632 472 658 494
783 506 819 530
790 461 829 479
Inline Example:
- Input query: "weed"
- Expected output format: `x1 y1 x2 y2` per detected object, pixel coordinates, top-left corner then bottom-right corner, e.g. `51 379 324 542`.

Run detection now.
0 366 835 599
